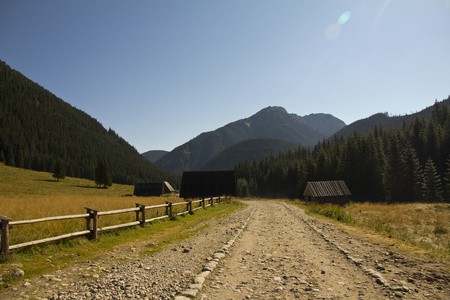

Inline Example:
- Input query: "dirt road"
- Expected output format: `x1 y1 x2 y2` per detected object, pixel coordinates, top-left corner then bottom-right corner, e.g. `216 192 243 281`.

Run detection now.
196 200 449 299
1 200 448 299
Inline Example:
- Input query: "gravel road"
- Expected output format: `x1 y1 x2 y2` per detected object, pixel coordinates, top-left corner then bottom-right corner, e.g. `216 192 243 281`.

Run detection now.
1 200 449 299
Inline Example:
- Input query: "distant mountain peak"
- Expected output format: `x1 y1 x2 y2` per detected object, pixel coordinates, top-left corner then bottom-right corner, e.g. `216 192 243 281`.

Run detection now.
258 106 288 113
252 106 288 118
153 106 346 174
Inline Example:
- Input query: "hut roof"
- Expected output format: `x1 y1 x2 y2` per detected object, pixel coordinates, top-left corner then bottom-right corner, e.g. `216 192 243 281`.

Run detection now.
163 181 175 193
134 181 175 196
303 180 351 198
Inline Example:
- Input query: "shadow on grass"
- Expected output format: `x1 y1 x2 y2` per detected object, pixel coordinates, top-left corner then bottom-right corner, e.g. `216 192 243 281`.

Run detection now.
34 179 58 183
73 185 102 189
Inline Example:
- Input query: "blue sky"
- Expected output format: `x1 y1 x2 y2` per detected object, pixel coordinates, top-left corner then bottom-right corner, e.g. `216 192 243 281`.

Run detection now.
1 0 449 153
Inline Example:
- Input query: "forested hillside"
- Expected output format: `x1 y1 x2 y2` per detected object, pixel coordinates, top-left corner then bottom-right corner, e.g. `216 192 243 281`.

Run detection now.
199 138 299 171
334 97 450 138
235 99 450 202
0 60 180 186
142 150 169 163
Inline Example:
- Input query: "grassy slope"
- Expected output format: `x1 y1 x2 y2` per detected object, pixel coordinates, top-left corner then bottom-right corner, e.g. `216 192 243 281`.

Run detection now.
0 163 244 286
0 162 134 198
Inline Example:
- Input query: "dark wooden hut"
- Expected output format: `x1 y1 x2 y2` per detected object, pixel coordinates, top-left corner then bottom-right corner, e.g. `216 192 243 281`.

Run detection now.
303 180 351 205
134 181 175 196
179 170 236 199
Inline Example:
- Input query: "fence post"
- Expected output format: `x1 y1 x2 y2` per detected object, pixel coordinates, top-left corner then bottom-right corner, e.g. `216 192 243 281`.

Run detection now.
218 196 221 205
136 203 146 226
210 197 214 207
85 208 99 240
202 198 205 209
189 201 193 215
0 215 10 257
166 202 173 219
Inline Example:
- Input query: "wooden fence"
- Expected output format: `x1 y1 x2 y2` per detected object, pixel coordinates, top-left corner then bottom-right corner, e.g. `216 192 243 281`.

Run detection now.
0 196 226 257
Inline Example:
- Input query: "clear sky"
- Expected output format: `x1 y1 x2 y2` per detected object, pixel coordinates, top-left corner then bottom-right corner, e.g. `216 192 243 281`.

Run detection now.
1 0 449 153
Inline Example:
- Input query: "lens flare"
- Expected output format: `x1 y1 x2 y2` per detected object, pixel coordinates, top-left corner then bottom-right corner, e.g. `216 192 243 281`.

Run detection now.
325 23 341 40
338 11 351 25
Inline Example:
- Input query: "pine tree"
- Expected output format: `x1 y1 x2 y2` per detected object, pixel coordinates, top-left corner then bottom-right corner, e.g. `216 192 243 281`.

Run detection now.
422 158 443 202
444 156 450 202
95 160 112 188
52 160 66 181
384 135 404 202
5 145 15 167
236 178 250 197
401 146 423 202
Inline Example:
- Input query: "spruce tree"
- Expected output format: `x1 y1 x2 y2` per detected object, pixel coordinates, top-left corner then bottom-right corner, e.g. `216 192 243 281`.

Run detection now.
444 156 450 202
52 160 66 181
384 135 404 202
422 158 443 202
95 160 112 188
237 178 250 197
401 146 423 202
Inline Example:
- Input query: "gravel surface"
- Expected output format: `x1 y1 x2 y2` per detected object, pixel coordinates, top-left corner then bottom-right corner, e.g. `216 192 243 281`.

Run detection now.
1 200 449 299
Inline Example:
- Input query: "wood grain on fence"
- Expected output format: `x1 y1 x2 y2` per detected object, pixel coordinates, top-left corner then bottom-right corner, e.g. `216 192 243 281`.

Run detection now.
0 196 225 257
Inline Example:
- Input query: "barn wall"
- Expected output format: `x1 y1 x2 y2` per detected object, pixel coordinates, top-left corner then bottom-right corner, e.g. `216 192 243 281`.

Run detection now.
179 170 237 199
134 182 164 196
311 196 350 205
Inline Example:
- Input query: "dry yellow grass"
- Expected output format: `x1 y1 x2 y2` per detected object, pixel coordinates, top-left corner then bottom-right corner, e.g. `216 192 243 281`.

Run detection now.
0 163 186 245
0 163 245 285
0 194 187 245
0 163 133 197
294 200 450 259
344 202 450 255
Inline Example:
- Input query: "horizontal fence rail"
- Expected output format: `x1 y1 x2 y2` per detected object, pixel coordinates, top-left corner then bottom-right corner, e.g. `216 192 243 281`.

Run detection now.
0 196 227 257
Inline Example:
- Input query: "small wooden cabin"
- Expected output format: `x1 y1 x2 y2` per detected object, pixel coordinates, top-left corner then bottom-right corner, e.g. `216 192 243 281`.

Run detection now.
303 180 351 205
179 170 236 199
134 181 175 196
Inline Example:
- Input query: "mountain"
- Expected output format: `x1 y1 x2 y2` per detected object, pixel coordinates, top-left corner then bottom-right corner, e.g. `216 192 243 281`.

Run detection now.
303 113 348 136
0 60 180 187
334 97 450 138
199 138 299 171
155 106 345 174
234 99 450 201
142 150 169 163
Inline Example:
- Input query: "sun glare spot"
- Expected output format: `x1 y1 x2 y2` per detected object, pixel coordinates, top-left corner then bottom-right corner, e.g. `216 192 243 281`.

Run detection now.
338 11 351 25
325 23 341 40
325 11 350 41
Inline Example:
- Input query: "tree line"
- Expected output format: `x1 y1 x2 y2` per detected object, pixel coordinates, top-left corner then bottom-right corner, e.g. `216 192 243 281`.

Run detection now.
235 100 450 203
0 60 180 187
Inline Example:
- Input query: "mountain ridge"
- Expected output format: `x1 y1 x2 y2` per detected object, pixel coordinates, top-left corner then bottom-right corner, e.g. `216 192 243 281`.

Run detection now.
333 97 450 138
142 150 169 163
154 106 346 174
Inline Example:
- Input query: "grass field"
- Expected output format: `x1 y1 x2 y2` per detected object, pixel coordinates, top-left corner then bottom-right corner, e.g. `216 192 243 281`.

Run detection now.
297 200 450 259
0 162 134 197
0 163 244 285
0 163 243 288
0 163 191 245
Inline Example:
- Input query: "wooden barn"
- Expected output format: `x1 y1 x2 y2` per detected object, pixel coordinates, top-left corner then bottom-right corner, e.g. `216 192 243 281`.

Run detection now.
179 170 236 199
134 181 175 196
303 180 351 205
